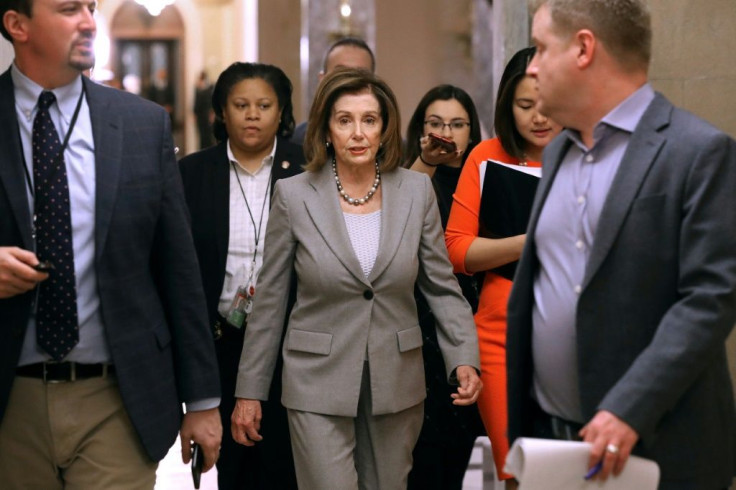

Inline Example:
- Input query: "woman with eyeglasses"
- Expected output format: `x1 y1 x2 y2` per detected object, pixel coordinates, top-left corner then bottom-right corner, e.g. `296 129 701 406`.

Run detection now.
404 85 486 490
445 47 562 489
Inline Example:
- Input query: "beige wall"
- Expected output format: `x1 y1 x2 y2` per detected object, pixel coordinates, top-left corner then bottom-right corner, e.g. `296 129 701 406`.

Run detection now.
649 0 736 138
258 0 303 126
1 37 12 71
257 0 477 132
375 0 439 130
375 0 476 134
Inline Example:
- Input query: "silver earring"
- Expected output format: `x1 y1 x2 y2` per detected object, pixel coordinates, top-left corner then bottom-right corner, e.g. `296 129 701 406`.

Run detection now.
326 141 331 148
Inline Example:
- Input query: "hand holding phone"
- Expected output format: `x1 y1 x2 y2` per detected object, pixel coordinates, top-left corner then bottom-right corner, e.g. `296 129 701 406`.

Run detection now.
33 261 55 272
191 443 203 489
427 132 457 153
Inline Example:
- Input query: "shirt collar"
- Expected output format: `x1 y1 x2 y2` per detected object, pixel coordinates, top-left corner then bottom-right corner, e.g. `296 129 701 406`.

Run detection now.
227 137 278 175
11 63 84 125
600 83 655 133
564 83 655 150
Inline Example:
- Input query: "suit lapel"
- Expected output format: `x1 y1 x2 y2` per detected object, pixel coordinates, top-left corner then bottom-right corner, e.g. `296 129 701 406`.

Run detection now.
212 145 231 279
368 169 412 282
0 70 34 249
304 164 369 286
84 78 123 261
583 95 670 287
270 136 302 190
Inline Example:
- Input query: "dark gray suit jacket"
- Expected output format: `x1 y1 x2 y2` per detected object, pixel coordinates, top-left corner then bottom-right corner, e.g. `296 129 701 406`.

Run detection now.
507 93 736 488
0 70 220 461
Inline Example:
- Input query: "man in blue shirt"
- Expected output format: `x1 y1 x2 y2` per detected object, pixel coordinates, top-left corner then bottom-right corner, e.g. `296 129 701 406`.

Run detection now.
0 0 222 487
507 1 736 489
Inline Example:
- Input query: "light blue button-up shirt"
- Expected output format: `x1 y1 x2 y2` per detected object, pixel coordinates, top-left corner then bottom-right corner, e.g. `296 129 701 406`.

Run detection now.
12 65 218 411
12 64 110 366
531 84 656 423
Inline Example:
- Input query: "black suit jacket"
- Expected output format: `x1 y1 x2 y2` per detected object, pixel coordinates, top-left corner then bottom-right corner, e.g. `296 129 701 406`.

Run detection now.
507 93 736 488
0 70 220 461
178 138 304 325
178 138 303 489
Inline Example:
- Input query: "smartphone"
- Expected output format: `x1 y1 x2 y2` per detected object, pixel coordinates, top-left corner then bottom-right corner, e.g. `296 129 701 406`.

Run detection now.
33 261 55 272
428 132 457 153
191 443 203 489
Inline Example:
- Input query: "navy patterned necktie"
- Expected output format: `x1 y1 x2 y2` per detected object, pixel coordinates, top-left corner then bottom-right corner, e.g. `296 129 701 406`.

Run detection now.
33 91 79 361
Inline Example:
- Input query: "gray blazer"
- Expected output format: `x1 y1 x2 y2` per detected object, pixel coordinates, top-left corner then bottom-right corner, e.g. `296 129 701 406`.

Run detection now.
235 164 480 417
507 93 736 488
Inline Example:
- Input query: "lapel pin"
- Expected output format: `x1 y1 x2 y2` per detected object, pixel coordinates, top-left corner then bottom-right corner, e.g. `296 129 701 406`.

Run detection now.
281 160 290 169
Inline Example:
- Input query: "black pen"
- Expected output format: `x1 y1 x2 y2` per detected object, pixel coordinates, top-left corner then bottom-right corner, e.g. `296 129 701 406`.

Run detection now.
584 460 603 480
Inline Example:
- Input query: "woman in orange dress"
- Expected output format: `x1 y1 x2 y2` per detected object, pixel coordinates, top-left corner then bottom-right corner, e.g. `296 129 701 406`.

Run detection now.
445 47 562 489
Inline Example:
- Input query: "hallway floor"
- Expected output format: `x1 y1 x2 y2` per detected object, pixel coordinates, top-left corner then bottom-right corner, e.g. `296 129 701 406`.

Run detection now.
155 436 500 490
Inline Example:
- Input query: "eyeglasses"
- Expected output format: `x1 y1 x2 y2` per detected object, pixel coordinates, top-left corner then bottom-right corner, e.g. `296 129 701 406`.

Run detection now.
423 119 471 132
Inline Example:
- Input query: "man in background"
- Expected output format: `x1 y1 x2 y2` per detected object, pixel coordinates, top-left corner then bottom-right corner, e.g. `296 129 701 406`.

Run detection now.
506 1 736 488
193 69 214 149
290 36 375 144
0 0 222 487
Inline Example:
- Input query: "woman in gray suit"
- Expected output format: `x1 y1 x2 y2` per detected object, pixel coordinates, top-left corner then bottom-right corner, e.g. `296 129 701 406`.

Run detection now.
231 68 482 490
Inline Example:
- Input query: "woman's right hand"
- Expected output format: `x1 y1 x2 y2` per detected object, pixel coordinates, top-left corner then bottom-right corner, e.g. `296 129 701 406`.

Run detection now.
231 398 264 446
418 135 464 167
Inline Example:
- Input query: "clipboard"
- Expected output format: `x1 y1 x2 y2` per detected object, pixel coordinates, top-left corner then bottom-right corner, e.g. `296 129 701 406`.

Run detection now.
478 160 541 280
504 438 660 490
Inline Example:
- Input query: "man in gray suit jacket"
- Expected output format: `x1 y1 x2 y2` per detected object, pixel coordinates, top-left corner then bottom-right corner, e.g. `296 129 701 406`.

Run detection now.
506 1 736 489
0 0 221 487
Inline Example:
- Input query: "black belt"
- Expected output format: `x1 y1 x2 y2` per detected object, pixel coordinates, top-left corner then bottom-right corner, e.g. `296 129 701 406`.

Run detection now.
531 402 584 441
16 362 114 383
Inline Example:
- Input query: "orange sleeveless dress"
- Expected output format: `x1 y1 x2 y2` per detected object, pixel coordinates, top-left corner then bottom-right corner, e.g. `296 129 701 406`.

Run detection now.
445 138 541 480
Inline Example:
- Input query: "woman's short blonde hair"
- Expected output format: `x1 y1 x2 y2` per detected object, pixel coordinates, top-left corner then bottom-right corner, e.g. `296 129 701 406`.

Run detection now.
303 68 402 173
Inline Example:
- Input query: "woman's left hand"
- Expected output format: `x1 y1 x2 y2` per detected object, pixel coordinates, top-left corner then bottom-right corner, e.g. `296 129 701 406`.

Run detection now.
450 365 483 405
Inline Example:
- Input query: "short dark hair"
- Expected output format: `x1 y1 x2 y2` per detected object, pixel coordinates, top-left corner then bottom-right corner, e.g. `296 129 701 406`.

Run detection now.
304 67 402 173
404 85 482 167
494 46 536 160
531 0 651 71
1 0 32 42
321 37 376 73
211 62 296 143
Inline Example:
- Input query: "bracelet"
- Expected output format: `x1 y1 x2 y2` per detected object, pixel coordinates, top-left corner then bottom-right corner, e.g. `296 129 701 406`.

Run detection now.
419 154 440 167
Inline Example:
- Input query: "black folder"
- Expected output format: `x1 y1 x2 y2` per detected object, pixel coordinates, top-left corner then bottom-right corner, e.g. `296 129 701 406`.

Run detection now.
478 160 541 280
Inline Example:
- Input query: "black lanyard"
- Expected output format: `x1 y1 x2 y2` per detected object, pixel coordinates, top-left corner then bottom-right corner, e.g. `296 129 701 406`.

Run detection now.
21 83 86 200
231 161 272 278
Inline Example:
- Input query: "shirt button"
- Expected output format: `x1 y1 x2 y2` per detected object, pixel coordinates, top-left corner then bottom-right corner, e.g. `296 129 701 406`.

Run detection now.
575 240 584 250
363 290 374 300
574 285 582 294
577 195 586 205
585 154 594 162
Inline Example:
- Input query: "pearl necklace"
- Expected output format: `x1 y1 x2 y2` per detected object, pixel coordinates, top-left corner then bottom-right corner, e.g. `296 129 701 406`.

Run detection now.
332 159 381 206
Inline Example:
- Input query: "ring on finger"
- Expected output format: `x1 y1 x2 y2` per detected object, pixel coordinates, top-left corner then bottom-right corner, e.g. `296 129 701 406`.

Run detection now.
605 443 620 455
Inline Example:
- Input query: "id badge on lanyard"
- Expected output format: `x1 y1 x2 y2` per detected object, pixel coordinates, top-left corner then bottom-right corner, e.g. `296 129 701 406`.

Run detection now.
225 260 256 329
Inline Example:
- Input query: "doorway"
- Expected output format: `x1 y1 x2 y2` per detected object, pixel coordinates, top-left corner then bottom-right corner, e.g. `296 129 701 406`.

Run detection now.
110 1 185 152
